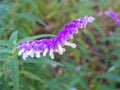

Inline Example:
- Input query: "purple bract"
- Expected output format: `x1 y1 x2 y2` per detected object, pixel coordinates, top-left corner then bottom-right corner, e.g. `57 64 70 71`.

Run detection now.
18 16 95 60
105 10 120 25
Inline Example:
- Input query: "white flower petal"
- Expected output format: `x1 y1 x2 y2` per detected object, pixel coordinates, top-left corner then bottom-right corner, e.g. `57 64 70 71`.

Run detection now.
51 64 57 68
87 16 95 23
64 41 76 48
49 49 54 59
83 24 86 28
35 51 40 58
28 49 34 58
22 52 28 60
18 48 25 56
58 45 65 55
43 48 48 57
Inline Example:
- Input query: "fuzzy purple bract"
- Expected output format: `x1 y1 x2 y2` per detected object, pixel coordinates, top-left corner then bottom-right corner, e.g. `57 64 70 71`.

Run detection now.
105 10 120 25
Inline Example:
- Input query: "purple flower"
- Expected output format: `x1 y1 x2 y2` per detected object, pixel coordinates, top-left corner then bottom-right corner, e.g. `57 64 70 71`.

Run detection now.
75 66 81 72
18 16 95 60
105 10 120 25
70 87 77 90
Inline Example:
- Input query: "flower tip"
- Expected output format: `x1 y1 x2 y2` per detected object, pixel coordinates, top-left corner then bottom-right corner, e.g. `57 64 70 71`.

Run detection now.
105 10 116 17
105 10 111 16
105 11 108 15
64 41 76 48
87 16 95 23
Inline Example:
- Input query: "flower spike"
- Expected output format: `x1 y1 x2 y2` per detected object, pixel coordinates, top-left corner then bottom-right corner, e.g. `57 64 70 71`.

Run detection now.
105 10 120 25
18 16 95 60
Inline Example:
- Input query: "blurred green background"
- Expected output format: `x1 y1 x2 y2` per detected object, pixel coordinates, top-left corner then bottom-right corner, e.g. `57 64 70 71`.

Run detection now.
0 0 120 90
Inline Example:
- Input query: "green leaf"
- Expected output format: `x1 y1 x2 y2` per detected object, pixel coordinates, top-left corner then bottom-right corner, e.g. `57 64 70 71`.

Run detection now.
0 3 12 15
19 34 55 43
93 22 105 37
68 77 79 87
79 77 88 90
96 85 119 90
84 29 96 46
102 36 120 41
0 40 13 47
97 73 120 83
113 59 120 67
20 71 44 83
28 0 38 11
46 76 67 89
0 59 5 62
78 39 88 54
0 27 6 36
2 62 10 90
0 55 8 61
0 47 12 54
73 48 80 61
17 13 47 26
28 85 36 90
108 59 120 72
9 31 18 45
10 57 19 90
21 57 64 67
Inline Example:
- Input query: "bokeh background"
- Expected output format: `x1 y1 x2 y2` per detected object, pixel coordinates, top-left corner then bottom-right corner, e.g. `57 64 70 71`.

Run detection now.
0 0 120 90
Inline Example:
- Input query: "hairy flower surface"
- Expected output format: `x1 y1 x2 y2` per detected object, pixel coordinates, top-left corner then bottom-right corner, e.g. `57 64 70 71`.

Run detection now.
105 10 120 25
18 16 95 60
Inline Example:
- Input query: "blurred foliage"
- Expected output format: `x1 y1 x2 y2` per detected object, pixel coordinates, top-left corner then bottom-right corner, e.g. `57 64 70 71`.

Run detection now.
0 0 120 90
